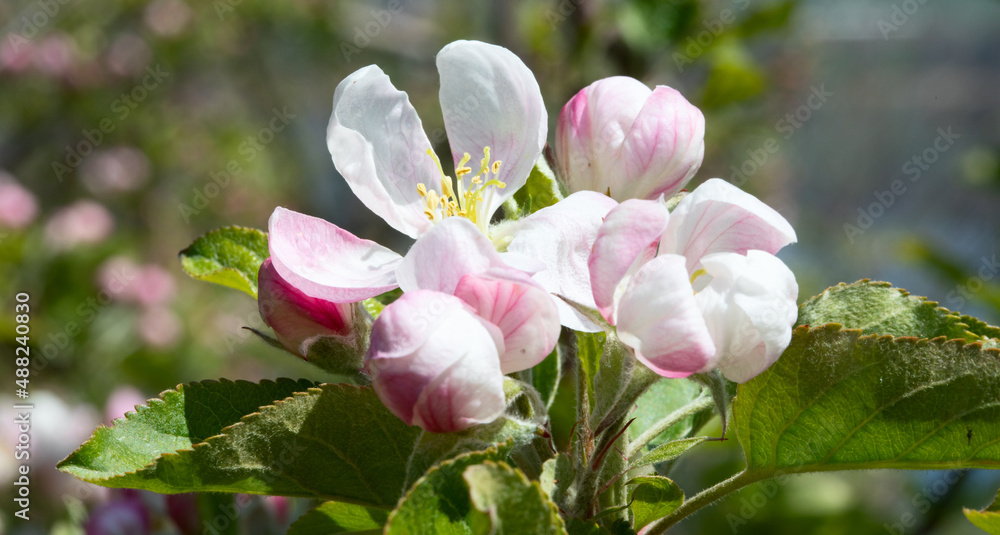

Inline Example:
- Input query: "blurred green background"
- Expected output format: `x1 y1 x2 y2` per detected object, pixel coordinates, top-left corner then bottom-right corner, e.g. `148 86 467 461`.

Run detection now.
2 0 999 533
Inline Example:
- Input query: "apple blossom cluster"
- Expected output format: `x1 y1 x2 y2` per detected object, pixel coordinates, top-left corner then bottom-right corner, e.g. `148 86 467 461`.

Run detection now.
256 40 798 433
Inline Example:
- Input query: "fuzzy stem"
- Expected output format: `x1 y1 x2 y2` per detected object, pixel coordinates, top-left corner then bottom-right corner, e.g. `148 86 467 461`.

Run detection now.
645 470 763 534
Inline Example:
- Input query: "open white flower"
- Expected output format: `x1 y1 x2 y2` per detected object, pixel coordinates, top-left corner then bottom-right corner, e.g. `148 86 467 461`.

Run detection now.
268 40 546 304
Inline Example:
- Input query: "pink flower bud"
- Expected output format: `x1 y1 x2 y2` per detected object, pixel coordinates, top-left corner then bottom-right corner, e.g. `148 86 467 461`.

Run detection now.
555 76 705 202
367 290 505 433
257 258 354 358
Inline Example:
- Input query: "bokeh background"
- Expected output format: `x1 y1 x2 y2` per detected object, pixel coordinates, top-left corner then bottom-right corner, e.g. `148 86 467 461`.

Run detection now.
2 0 1000 533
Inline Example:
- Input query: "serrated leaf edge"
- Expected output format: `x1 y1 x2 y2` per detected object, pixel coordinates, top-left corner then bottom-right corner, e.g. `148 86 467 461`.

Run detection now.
798 279 1000 342
741 323 1000 476
385 442 512 528
58 379 338 486
465 460 568 534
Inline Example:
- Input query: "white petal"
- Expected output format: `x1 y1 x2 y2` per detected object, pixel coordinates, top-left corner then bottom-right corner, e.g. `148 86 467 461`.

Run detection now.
616 254 716 378
437 40 546 220
268 207 402 303
661 178 797 273
588 198 669 323
695 251 799 383
327 65 438 238
507 191 618 332
396 217 506 295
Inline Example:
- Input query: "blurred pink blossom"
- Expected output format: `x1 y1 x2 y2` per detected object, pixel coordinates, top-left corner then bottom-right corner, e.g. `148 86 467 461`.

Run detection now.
97 256 141 298
81 147 151 195
130 265 177 307
106 34 152 77
144 0 192 37
85 491 151 535
45 200 115 250
33 33 77 77
0 172 39 229
0 38 34 72
138 306 182 348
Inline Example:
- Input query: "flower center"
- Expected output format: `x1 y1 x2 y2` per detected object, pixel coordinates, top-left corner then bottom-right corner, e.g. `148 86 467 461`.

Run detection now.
417 147 505 234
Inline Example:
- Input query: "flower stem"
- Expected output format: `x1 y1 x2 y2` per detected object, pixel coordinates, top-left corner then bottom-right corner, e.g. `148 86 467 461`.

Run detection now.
626 393 714 459
645 470 763 534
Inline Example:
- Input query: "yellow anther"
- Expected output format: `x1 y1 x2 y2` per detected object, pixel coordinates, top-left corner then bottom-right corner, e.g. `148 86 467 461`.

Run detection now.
416 145 506 234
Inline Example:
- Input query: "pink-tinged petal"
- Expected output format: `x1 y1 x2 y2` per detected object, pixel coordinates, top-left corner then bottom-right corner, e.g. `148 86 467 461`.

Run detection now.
588 198 669 323
557 77 649 195
618 86 705 200
507 191 619 332
268 207 402 303
396 217 506 295
367 291 505 433
661 178 797 274
556 77 704 201
437 40 546 220
454 268 560 373
258 258 354 357
616 254 716 378
327 65 438 239
695 251 798 383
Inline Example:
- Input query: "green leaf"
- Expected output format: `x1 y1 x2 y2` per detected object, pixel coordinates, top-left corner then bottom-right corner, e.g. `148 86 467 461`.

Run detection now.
540 453 575 508
577 332 605 411
627 476 684 531
796 280 1000 342
58 378 315 477
464 461 568 534
179 226 269 298
687 370 736 435
628 379 707 447
289 502 387 535
59 383 421 507
511 157 563 217
404 379 544 489
363 288 403 320
590 337 633 431
533 347 562 410
965 490 1000 534
735 324 1000 477
566 518 612 535
630 437 709 471
385 445 511 535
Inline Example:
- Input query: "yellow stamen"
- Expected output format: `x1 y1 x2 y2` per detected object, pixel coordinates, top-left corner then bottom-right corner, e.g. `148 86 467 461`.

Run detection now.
415 146 507 234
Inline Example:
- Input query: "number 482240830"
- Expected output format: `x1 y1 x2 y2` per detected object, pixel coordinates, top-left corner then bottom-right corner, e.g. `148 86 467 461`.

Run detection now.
14 292 30 393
